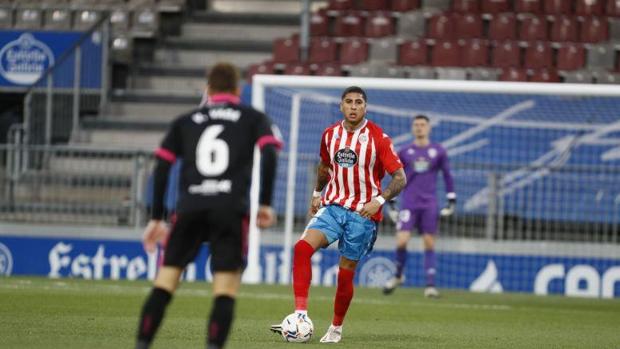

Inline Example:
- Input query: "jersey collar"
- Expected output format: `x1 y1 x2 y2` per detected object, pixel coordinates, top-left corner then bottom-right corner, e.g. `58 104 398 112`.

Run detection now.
341 119 367 132
207 93 241 106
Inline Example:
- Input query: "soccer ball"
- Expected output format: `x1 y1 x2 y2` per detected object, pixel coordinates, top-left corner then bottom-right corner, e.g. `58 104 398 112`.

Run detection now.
280 313 314 343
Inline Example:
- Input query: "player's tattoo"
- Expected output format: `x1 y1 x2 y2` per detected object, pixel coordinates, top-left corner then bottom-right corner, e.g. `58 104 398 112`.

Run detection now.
315 162 330 192
382 168 406 201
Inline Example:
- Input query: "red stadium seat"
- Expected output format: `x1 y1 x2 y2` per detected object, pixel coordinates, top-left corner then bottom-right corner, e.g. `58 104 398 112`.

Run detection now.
365 12 394 37
519 15 548 41
452 0 480 13
481 0 511 13
543 0 572 14
461 40 489 66
328 0 354 10
530 69 560 82
607 0 620 16
432 41 461 67
284 62 311 75
515 0 542 14
360 0 389 10
391 0 420 11
333 12 364 37
576 0 604 15
556 43 585 70
272 37 299 63
339 38 369 64
309 38 338 63
488 13 517 41
246 61 275 82
428 14 454 40
398 40 428 65
500 67 528 81
310 12 329 36
313 63 343 76
455 14 483 39
492 41 521 67
580 16 608 43
550 16 578 42
524 42 553 69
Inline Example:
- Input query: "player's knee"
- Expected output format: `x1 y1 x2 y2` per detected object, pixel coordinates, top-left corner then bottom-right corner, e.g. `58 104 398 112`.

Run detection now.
294 239 315 258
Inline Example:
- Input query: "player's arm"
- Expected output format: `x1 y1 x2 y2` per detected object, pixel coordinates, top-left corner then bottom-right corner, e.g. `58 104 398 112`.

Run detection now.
309 161 330 216
256 116 283 228
439 149 456 217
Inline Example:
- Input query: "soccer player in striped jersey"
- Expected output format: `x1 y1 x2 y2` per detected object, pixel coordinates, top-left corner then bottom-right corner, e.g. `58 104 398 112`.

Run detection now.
383 115 456 298
271 86 406 343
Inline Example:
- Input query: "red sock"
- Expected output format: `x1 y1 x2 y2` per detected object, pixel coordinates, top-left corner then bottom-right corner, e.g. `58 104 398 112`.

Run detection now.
332 267 355 326
293 240 314 311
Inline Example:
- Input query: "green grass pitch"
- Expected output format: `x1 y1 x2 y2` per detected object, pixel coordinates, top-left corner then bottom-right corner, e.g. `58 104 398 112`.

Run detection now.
0 277 619 348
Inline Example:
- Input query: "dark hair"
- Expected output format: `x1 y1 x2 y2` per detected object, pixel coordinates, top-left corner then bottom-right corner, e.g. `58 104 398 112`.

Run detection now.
207 62 239 93
414 114 430 122
341 86 367 102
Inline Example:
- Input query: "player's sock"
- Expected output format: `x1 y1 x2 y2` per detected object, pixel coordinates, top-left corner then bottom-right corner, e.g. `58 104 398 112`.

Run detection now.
395 247 407 278
136 287 172 347
293 240 314 312
332 267 355 326
424 249 436 287
207 295 235 349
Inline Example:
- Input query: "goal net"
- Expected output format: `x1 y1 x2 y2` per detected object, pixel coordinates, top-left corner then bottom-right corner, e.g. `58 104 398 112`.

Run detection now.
249 75 620 298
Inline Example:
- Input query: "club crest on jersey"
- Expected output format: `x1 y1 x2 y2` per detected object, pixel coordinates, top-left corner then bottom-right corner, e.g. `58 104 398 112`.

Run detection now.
413 157 429 173
335 147 358 168
358 134 368 143
428 148 437 158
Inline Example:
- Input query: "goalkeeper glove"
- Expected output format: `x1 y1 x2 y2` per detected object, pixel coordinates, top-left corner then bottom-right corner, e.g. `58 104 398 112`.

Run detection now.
440 196 456 217
386 200 399 224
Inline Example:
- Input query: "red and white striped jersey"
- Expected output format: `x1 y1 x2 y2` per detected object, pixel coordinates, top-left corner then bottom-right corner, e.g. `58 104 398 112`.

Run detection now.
319 119 402 221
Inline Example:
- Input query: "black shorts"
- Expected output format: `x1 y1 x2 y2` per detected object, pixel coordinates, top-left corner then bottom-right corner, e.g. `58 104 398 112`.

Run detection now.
163 209 248 272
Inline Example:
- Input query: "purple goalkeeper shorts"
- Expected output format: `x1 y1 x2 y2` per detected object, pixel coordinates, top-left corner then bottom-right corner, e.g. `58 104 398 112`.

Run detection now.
396 206 438 234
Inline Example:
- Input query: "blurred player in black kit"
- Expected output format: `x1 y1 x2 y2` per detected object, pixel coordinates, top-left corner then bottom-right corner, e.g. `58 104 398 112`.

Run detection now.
135 62 282 349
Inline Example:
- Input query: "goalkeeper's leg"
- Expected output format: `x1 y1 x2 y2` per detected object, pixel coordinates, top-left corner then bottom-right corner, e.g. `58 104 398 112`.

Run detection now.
384 231 411 295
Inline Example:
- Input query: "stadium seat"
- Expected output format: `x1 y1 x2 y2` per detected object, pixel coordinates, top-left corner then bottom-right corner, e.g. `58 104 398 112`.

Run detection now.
313 63 343 76
455 14 483 39
468 67 500 80
111 34 132 64
530 69 560 82
406 66 436 79
436 67 468 80
452 0 480 13
74 10 102 30
272 37 299 63
524 42 553 69
575 0 604 16
519 15 548 41
580 16 608 43
368 38 397 62
488 13 517 41
461 40 489 66
373 65 408 78
328 0 354 10
562 70 594 83
398 39 428 65
515 0 543 14
0 7 12 29
246 61 275 82
422 0 451 10
360 0 389 10
492 41 521 68
549 16 578 42
431 41 460 67
284 62 311 75
333 12 364 37
500 67 528 81
556 43 585 70
14 8 42 29
390 0 420 11
309 38 338 63
44 8 72 30
131 8 159 37
607 0 620 16
397 11 426 38
610 18 620 39
586 44 615 69
110 9 130 33
365 12 394 38
341 38 370 64
481 0 511 13
543 0 571 14
597 71 620 84
310 12 330 36
428 14 454 40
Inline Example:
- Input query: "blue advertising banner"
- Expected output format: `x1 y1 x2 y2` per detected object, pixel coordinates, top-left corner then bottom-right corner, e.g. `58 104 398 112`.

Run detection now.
0 236 618 298
0 30 102 89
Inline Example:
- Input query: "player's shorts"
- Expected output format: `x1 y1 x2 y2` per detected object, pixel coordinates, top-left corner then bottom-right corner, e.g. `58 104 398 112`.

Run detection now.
163 209 248 271
396 206 438 234
304 204 378 261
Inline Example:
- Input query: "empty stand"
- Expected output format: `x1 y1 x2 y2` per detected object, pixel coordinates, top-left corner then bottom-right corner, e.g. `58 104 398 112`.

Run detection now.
576 0 604 16
580 16 608 43
544 0 571 15
515 0 543 14
313 63 342 76
452 0 480 13
488 13 517 41
361 0 389 11
368 38 397 62
492 41 521 68
563 70 594 83
365 11 394 37
390 0 420 11
273 37 299 63
524 42 553 69
549 16 578 42
284 62 311 75
333 11 364 37
468 67 500 80
455 14 483 39
328 0 354 10
397 11 426 38
398 39 428 65
310 12 329 36
461 40 489 67
530 69 560 82
341 38 370 64
309 37 338 63
427 13 454 40
431 40 460 66
519 15 547 41
481 0 511 13
500 67 528 81
557 43 586 71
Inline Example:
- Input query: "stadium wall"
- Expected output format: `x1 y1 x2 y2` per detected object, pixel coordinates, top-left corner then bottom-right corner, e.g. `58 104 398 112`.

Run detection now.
1 224 618 299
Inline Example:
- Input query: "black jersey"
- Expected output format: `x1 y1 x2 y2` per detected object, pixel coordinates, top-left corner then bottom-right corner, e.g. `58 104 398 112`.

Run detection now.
155 97 281 214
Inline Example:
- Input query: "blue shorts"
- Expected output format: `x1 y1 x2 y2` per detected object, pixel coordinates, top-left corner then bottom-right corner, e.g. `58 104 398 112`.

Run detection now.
304 205 378 261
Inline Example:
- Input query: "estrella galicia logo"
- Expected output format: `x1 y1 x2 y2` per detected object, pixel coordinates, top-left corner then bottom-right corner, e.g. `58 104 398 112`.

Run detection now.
358 256 396 287
335 148 358 168
0 242 13 276
0 33 54 85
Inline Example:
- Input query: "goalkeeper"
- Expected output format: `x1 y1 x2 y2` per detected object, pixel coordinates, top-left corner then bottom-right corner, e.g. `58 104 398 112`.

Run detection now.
383 115 455 298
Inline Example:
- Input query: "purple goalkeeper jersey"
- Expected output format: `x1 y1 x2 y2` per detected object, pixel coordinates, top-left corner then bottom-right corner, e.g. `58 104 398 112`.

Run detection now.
398 142 455 209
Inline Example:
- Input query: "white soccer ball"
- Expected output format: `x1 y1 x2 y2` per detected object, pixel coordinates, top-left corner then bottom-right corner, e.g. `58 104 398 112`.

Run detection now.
280 313 314 343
